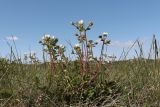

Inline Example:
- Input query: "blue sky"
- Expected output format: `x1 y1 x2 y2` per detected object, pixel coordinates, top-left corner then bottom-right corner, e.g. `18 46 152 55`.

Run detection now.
0 0 160 60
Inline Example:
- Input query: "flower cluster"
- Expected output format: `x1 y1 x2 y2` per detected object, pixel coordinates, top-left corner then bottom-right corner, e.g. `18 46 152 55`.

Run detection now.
39 34 66 61
57 44 65 54
39 34 59 53
23 52 38 64
87 40 98 48
57 44 66 61
30 52 36 60
39 34 66 77
38 20 111 77
71 20 93 43
73 43 81 55
99 32 111 62
71 20 93 32
99 32 111 45
24 52 28 61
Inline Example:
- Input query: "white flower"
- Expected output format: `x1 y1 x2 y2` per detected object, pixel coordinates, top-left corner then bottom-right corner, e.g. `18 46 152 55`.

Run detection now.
103 32 109 36
42 34 50 41
18 57 21 59
52 36 55 39
78 20 84 25
89 58 94 61
44 34 50 38
75 43 80 47
30 52 36 58
59 44 63 47
59 44 65 48
63 69 67 72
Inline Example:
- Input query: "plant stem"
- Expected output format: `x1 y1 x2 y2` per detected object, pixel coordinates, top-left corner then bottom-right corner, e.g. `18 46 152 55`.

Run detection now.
84 31 89 63
80 42 84 75
50 52 55 78
100 42 105 62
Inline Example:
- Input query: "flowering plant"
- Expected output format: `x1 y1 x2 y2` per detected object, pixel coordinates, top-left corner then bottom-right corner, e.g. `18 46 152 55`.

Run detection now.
39 34 59 77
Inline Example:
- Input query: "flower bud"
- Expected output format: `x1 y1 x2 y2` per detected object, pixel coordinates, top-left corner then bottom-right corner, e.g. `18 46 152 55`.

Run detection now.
71 21 74 25
75 33 79 36
99 35 102 38
88 21 93 27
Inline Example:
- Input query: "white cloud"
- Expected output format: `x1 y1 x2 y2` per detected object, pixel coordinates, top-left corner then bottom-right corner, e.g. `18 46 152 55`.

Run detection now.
110 38 148 48
6 36 19 41
110 40 135 48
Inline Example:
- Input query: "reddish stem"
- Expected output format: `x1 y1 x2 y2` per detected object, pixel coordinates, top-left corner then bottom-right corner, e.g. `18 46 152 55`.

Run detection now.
80 43 84 75
50 53 55 78
85 31 89 63
86 43 88 62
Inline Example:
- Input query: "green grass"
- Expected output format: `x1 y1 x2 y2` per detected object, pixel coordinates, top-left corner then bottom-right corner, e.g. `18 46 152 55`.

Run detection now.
0 58 160 107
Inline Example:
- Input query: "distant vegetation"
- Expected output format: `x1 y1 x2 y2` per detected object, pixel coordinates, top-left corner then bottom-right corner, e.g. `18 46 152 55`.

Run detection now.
0 20 160 107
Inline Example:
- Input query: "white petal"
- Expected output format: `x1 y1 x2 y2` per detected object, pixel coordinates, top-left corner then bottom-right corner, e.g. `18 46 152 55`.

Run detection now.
103 32 109 36
78 20 84 25
75 43 80 47
44 34 50 38
52 36 55 39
